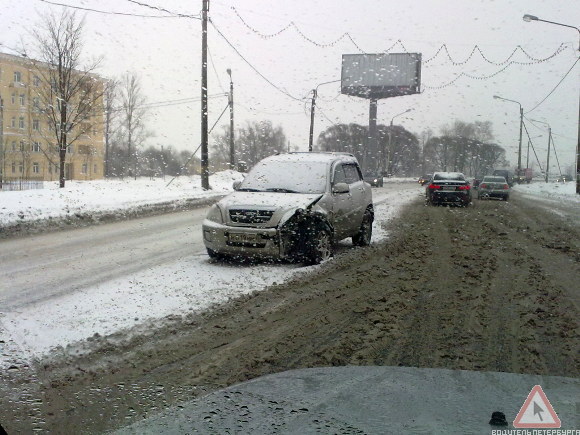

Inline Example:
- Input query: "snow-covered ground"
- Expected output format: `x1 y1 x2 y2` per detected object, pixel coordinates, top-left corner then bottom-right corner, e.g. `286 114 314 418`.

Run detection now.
0 171 244 226
0 182 422 366
512 180 579 203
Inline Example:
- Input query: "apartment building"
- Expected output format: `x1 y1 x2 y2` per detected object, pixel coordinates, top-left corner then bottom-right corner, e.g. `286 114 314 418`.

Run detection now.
0 52 105 184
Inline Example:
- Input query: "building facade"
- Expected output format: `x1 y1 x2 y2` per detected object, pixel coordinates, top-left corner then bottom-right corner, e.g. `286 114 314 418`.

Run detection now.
0 52 105 185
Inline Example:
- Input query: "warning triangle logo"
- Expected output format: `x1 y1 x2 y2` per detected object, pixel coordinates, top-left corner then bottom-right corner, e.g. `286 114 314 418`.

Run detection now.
513 385 561 428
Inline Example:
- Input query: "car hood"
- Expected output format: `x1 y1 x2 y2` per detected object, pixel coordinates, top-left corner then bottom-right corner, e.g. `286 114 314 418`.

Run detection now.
216 191 323 227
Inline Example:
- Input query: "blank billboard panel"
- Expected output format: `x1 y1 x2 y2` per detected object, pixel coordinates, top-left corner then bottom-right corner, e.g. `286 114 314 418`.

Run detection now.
341 53 422 99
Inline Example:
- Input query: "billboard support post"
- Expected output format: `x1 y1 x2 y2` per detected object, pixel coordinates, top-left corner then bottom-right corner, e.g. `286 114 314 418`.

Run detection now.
341 53 422 175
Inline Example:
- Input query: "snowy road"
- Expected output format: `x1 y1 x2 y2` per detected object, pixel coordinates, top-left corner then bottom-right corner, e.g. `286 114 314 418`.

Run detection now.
0 182 421 360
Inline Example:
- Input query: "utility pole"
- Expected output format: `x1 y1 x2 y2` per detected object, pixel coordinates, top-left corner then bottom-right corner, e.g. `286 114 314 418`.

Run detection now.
0 98 4 189
227 68 234 170
517 106 523 181
308 89 317 152
200 0 210 190
545 127 552 183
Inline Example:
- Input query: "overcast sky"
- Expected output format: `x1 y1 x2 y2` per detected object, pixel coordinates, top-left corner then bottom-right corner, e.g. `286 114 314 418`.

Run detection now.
2 0 579 174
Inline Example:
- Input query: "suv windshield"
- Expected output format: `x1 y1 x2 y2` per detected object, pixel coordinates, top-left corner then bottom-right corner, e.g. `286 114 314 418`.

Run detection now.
239 160 329 194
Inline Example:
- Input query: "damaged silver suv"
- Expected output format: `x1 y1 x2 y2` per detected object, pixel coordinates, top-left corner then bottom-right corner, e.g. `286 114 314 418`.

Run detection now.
202 152 374 264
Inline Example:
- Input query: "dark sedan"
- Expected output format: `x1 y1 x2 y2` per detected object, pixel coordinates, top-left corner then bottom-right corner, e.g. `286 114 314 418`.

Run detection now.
426 172 472 207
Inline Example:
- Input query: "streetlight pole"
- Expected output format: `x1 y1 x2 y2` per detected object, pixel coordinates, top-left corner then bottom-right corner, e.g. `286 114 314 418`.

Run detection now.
227 68 234 170
523 13 580 193
308 79 341 152
493 95 524 180
386 108 413 175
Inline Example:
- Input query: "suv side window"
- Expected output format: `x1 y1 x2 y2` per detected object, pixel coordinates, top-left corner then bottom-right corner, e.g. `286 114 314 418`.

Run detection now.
333 164 347 184
343 164 361 184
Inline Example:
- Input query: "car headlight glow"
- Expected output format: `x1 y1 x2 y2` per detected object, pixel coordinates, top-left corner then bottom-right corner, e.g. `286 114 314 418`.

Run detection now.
206 204 224 223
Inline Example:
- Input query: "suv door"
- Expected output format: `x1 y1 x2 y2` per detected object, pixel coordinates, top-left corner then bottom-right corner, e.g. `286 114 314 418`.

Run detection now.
342 163 366 232
330 163 355 240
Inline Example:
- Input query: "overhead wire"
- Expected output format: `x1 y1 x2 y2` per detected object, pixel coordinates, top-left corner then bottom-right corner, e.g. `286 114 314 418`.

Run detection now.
124 0 200 19
208 46 225 93
37 0 188 18
209 19 306 103
525 56 580 114
522 121 544 173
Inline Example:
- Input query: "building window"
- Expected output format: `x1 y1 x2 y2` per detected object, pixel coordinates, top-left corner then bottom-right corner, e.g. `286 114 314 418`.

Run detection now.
33 75 41 87
33 163 40 174
11 141 16 152
11 94 15 104
11 162 16 174
32 97 40 110
20 141 25 151
19 117 24 129
32 142 41 152
94 164 98 174
11 117 16 128
19 94 25 105
33 119 40 131
81 163 87 174
18 162 23 173
13 71 21 83
67 145 73 154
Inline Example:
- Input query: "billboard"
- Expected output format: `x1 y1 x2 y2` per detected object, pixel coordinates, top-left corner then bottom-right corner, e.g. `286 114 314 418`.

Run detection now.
341 53 421 99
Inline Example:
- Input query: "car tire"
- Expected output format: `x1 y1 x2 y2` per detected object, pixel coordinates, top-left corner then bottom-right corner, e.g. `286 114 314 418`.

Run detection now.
352 210 373 247
305 227 333 265
207 248 228 261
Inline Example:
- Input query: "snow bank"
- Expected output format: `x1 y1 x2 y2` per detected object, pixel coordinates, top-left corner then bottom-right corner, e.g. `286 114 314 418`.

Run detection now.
0 171 244 226
512 181 580 203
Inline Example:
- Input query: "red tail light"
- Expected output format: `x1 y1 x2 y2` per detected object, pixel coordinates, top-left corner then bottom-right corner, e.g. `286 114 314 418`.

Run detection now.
480 183 487 189
458 185 470 190
428 183 441 189
503 184 509 190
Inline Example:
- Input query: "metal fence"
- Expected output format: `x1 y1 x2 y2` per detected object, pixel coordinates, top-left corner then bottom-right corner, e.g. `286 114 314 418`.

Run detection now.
0 180 45 191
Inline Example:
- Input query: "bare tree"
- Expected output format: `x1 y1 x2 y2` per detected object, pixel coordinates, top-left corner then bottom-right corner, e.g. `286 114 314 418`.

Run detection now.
118 74 149 179
31 10 104 187
103 79 119 177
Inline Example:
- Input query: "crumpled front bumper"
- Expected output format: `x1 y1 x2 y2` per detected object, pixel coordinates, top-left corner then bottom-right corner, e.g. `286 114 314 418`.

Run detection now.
202 219 284 258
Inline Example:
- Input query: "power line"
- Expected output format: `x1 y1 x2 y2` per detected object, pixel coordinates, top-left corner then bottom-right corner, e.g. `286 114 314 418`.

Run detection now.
37 0 185 18
208 46 225 93
525 56 580 114
210 19 306 103
125 0 200 19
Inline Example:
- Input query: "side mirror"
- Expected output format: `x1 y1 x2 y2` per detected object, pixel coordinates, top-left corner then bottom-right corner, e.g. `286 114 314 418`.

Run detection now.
332 182 350 194
233 180 241 191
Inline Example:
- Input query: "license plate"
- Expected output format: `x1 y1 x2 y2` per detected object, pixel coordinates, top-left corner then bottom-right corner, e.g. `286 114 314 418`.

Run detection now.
442 186 455 191
228 233 259 244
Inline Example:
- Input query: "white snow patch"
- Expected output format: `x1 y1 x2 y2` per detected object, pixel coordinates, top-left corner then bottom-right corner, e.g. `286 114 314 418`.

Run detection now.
0 171 244 226
512 181 579 203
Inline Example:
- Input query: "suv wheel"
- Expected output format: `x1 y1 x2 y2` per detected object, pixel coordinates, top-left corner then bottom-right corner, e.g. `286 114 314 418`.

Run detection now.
306 228 333 265
352 210 373 246
207 248 228 261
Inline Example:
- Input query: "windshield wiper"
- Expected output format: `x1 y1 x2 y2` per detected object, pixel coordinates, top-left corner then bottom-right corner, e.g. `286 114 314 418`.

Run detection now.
265 188 299 193
236 188 263 192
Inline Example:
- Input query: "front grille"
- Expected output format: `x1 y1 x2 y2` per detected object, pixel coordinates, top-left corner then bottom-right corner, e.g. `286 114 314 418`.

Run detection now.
229 209 274 224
